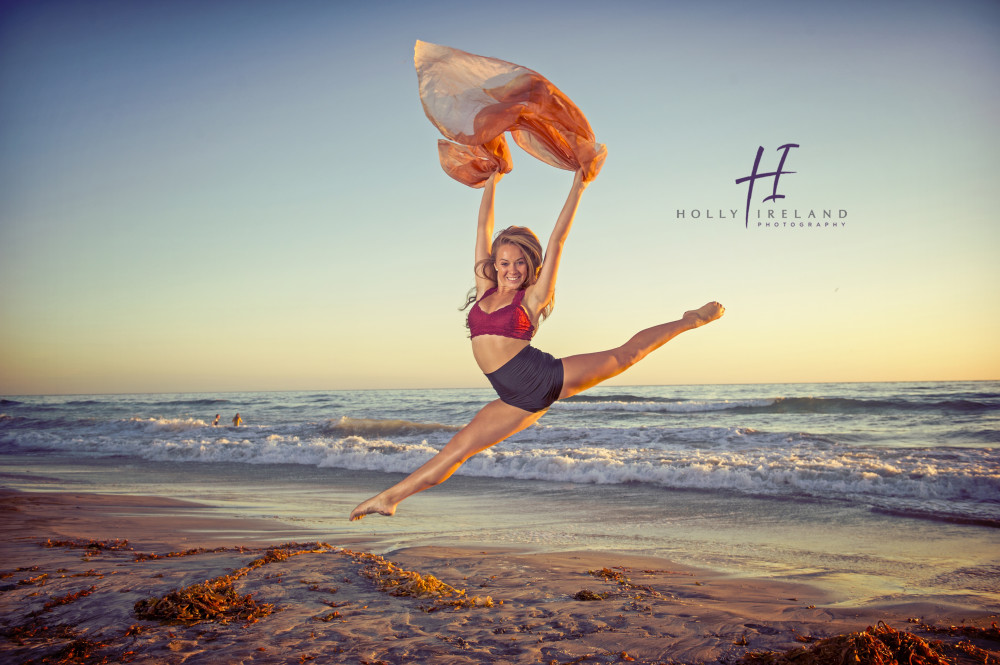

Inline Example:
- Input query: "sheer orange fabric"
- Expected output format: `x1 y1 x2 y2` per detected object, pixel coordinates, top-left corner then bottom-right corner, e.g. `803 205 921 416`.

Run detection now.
415 40 606 188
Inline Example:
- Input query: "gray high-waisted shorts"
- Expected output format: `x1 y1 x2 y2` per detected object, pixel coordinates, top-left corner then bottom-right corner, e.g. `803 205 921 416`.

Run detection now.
485 345 564 412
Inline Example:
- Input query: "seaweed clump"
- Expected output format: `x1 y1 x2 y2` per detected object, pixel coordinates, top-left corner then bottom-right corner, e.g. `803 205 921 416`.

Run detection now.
739 621 998 665
587 566 661 598
573 589 606 601
345 550 494 610
133 544 332 625
133 576 273 625
42 538 132 552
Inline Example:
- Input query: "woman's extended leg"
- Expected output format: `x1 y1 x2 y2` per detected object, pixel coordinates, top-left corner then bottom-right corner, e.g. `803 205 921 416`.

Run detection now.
349 399 546 520
559 302 724 399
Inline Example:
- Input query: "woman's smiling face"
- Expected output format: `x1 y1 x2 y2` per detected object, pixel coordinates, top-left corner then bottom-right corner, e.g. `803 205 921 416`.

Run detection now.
494 243 528 289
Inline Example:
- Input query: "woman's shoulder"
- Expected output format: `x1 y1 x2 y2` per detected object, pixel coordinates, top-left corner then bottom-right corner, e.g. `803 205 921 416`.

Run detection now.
473 284 497 302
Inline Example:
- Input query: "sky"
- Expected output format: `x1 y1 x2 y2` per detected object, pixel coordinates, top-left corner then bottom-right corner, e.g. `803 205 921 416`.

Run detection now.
1 0 998 395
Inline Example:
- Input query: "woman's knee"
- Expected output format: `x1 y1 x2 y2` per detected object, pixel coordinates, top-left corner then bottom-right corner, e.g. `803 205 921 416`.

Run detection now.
439 429 482 465
441 401 532 461
613 338 649 370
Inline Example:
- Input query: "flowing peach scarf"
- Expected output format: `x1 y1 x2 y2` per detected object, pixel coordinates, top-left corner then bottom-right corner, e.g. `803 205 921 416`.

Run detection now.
415 40 606 188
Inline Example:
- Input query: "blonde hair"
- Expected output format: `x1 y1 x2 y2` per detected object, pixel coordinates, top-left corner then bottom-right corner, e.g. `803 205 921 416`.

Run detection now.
461 226 554 320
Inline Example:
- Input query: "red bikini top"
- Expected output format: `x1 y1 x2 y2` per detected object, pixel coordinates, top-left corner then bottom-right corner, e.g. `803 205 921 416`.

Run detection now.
468 287 535 340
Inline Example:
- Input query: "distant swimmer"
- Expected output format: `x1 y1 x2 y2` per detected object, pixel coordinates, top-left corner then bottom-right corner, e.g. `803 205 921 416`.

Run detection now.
232 413 242 427
349 169 724 521
212 414 220 427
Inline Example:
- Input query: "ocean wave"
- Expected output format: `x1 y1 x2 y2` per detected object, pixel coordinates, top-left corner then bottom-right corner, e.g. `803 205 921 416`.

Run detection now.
553 399 776 413
454 445 1000 501
964 391 1000 400
303 394 341 405
180 438 999 511
519 423 822 450
553 395 1000 415
563 393 687 404
5 417 995 523
321 416 461 438
949 429 1000 444
125 417 215 432
933 399 999 411
869 502 1000 528
155 398 232 408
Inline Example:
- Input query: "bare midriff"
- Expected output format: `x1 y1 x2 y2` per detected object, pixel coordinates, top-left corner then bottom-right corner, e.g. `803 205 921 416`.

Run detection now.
471 335 531 375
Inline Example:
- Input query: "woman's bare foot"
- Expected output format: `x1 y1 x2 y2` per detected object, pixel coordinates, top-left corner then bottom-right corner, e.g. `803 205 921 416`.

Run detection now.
683 302 725 328
349 494 397 521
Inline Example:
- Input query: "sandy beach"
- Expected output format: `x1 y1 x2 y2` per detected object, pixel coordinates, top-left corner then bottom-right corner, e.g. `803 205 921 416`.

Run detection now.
2 489 996 665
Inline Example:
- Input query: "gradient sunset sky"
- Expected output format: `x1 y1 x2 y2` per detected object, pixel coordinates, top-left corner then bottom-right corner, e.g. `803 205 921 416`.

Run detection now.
1 0 997 395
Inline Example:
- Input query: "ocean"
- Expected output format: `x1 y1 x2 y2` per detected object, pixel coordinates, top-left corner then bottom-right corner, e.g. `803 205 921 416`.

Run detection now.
2 381 998 608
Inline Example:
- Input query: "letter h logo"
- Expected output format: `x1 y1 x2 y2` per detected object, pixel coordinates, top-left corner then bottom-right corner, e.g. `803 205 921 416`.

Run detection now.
735 144 799 228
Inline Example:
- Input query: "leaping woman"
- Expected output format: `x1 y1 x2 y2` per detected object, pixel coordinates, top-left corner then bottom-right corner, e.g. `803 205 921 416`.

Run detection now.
349 169 724 520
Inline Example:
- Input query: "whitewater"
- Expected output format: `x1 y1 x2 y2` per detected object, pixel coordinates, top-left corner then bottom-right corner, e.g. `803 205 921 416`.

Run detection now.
3 381 996 525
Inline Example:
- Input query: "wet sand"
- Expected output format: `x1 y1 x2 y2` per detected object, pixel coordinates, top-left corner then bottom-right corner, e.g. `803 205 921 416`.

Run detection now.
1 489 996 664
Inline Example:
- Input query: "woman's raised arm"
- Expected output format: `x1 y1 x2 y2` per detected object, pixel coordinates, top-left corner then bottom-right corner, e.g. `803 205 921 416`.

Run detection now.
524 169 588 316
474 172 502 296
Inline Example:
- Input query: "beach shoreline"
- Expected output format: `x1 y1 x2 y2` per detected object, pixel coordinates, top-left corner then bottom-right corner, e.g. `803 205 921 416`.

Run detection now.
2 488 996 664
